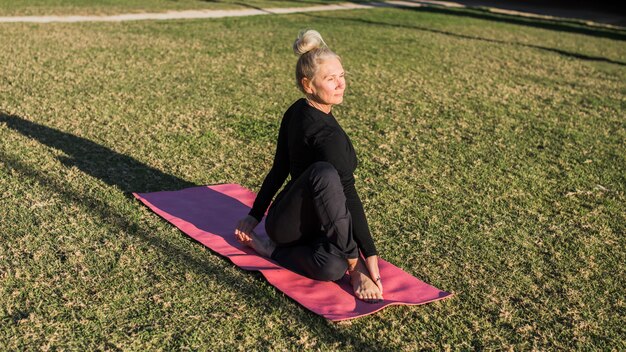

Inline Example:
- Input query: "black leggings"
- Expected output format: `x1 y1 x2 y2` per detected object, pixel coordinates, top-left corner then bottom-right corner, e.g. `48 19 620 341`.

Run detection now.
266 161 359 281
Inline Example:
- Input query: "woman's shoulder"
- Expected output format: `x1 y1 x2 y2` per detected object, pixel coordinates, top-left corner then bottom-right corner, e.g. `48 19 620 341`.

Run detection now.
284 97 307 116
284 98 322 127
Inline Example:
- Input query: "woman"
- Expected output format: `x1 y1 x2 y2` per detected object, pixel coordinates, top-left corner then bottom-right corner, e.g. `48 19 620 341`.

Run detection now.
234 30 383 303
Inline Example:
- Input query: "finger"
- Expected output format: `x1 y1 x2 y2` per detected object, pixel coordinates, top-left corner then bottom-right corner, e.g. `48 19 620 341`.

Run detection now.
236 232 249 243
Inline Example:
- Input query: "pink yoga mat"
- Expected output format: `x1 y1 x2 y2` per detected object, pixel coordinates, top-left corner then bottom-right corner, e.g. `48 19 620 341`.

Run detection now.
133 184 452 321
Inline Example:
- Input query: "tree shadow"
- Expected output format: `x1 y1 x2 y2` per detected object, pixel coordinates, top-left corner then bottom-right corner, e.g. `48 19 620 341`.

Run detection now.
0 112 390 350
395 1 626 41
197 0 368 12
301 12 626 66
210 0 369 5
201 0 626 41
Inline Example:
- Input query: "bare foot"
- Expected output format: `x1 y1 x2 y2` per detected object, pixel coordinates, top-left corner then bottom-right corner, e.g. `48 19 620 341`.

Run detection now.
350 268 383 303
242 231 276 258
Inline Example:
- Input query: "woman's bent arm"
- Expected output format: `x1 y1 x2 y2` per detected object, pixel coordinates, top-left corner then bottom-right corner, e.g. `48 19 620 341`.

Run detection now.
343 181 378 258
248 115 290 222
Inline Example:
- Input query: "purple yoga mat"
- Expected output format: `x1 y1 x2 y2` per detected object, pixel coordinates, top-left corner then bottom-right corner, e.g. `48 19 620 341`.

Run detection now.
133 184 452 321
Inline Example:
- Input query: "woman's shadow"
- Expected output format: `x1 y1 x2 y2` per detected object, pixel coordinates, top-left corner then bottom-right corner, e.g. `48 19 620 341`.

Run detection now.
0 113 194 194
0 113 387 349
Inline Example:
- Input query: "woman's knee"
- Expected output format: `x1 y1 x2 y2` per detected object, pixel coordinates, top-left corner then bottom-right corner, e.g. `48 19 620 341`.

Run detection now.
308 161 341 190
310 161 337 175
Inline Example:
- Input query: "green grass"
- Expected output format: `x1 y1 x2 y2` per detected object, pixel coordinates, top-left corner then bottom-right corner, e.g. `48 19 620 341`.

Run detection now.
1 4 625 350
0 0 368 16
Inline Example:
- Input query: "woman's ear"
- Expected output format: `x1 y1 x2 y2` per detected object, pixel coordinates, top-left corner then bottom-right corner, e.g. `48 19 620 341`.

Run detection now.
302 77 314 95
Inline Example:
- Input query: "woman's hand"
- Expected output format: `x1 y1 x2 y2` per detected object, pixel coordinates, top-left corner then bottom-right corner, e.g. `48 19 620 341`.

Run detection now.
234 215 259 244
365 255 383 296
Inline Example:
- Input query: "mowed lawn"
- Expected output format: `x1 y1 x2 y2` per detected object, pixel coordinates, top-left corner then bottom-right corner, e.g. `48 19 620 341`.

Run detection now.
1 3 625 350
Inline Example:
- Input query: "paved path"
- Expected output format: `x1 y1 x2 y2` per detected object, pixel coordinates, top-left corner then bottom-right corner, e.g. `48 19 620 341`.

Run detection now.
0 2 411 23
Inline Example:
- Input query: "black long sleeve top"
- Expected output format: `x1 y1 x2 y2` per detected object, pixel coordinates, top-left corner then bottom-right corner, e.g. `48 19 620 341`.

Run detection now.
248 98 377 258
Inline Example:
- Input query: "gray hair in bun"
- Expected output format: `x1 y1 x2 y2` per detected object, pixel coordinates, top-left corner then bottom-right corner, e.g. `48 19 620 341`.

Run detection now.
293 29 341 94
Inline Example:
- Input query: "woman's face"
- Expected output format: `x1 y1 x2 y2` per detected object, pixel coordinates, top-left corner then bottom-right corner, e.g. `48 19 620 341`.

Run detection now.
304 57 346 107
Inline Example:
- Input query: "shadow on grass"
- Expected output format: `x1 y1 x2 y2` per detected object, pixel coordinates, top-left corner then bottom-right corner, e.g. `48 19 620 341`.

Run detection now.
301 12 626 66
0 114 193 194
199 0 369 11
208 0 626 41
0 113 390 349
391 1 626 41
